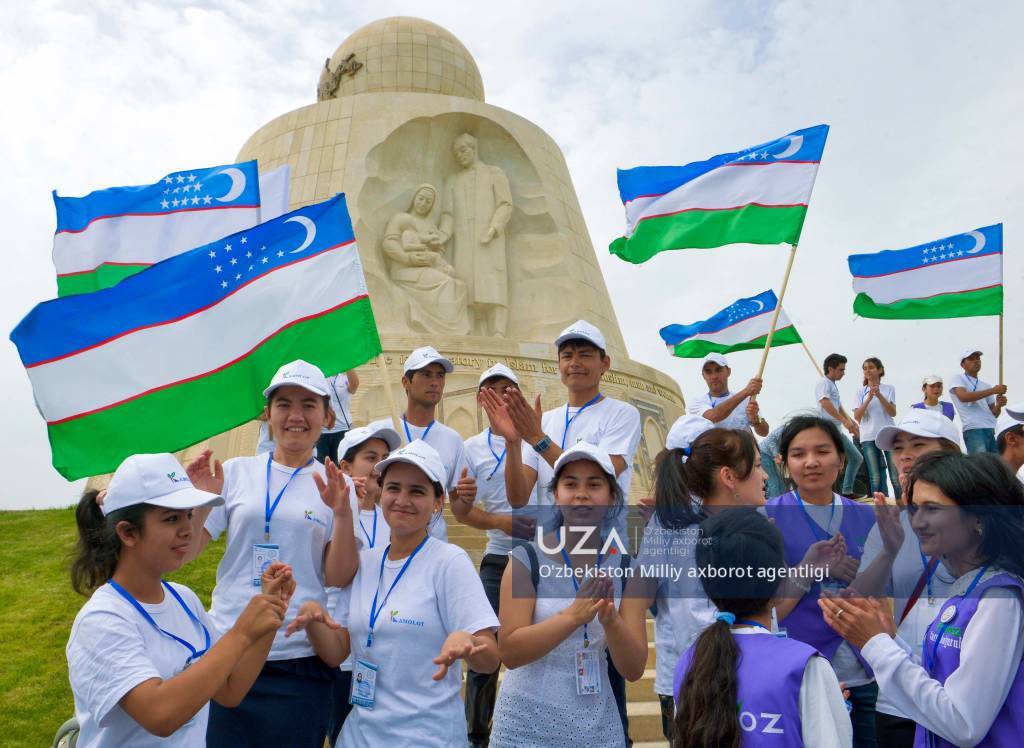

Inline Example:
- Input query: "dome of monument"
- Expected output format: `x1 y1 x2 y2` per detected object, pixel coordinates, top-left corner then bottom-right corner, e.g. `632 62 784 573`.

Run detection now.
318 17 485 103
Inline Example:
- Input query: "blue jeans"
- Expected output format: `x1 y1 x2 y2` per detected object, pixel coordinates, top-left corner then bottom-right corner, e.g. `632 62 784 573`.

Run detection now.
841 433 865 495
760 443 787 499
964 428 997 454
861 441 900 499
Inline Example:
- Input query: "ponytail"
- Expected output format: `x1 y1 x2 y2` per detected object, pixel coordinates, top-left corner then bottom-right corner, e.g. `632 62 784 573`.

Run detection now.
70 490 150 596
653 448 704 529
674 618 742 747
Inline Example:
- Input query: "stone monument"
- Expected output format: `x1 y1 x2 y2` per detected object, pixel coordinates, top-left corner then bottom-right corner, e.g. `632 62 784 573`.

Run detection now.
204 16 685 498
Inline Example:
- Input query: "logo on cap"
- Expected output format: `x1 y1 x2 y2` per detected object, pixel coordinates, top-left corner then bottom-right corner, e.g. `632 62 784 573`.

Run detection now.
166 472 189 485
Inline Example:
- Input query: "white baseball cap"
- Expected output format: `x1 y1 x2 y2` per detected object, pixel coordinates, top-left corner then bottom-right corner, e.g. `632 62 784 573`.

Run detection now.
922 374 943 386
959 348 982 362
555 320 606 351
102 453 224 517
875 409 961 451
701 352 729 369
552 441 616 479
375 439 446 484
478 363 519 387
996 408 1024 439
666 414 715 451
337 425 402 461
404 346 454 374
1006 402 1024 420
262 359 329 398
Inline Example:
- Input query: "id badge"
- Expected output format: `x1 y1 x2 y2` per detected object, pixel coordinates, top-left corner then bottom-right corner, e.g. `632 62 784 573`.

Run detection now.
252 543 280 587
575 648 602 696
350 658 379 709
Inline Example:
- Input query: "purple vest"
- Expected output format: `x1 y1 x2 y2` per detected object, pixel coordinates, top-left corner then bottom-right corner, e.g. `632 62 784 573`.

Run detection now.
911 401 956 421
914 573 1024 748
765 492 877 665
675 632 817 746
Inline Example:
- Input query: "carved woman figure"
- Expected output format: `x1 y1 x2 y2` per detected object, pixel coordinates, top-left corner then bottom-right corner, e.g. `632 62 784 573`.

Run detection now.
382 184 471 336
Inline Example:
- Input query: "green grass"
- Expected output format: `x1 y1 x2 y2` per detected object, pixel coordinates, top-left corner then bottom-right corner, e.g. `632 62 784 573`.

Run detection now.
0 508 224 748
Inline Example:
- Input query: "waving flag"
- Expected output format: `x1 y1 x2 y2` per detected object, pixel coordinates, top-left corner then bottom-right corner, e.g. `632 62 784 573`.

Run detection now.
52 161 291 297
848 224 1003 319
660 290 802 358
610 125 829 264
13 194 381 480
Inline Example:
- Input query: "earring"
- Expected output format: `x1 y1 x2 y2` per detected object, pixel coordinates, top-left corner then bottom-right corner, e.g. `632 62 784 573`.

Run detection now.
976 525 983 536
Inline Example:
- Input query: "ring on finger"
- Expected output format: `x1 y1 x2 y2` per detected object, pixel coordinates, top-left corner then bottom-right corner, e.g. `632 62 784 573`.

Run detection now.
835 607 845 619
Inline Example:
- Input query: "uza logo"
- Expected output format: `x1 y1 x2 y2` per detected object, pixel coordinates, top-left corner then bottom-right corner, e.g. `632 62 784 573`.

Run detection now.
536 526 628 556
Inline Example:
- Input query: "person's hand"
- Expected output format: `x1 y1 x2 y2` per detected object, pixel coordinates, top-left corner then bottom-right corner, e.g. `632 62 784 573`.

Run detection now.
285 600 342 637
996 394 1008 408
509 514 538 540
186 449 224 495
745 400 761 423
873 493 905 558
868 385 880 398
846 420 860 439
432 631 489 680
478 388 520 442
743 378 764 397
351 476 381 509
594 582 620 628
503 388 545 446
830 555 861 584
562 576 612 627
261 561 296 608
801 534 846 572
993 384 1008 396
479 227 497 244
234 594 287 643
897 471 910 506
313 459 352 518
452 468 476 504
819 593 894 649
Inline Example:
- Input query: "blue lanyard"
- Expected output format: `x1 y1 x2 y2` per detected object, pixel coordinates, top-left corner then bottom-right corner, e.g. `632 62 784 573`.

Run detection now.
708 391 729 408
919 550 939 602
403 415 435 444
264 454 314 541
794 490 837 541
560 548 604 647
561 394 603 449
965 376 979 392
924 566 987 673
486 428 506 480
330 375 351 429
359 508 379 549
367 535 430 647
108 579 211 664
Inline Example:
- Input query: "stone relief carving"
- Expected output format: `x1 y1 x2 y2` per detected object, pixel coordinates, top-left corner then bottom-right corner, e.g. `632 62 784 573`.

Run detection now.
381 184 471 335
317 54 363 101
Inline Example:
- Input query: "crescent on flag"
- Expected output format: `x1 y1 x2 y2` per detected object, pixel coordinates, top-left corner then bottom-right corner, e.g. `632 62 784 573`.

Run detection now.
773 135 803 159
750 299 766 312
965 230 986 254
214 167 246 202
285 216 317 254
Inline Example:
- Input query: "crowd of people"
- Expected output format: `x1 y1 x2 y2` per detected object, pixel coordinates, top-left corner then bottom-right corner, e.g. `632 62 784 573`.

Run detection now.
62 320 1024 747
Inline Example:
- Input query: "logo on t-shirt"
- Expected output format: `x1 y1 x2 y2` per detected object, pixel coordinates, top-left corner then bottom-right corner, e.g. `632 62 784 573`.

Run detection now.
303 509 328 528
390 609 425 628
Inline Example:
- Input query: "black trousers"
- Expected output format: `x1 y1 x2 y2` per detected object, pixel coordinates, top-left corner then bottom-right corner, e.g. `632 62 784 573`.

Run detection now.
875 711 916 748
315 430 347 464
465 553 507 745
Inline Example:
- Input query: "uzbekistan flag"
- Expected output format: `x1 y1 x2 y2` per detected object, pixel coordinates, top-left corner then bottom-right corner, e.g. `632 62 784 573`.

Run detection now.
660 290 802 358
53 161 290 297
848 224 1003 319
610 125 829 264
13 194 381 480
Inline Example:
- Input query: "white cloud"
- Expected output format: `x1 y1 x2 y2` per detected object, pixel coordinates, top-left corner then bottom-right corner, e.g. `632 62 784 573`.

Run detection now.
2 0 1021 507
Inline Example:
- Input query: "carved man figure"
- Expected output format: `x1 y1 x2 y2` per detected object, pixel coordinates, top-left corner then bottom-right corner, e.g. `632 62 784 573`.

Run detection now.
440 133 513 337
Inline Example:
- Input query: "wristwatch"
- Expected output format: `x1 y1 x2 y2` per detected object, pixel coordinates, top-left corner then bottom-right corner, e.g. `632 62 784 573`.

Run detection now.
531 435 552 454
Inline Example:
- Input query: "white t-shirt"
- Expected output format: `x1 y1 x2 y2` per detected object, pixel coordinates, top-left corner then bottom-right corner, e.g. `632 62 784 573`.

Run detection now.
369 417 469 543
521 396 641 505
464 428 530 557
948 373 997 430
688 391 752 432
205 454 358 660
853 383 897 442
67 582 219 748
859 511 958 718
334 538 499 748
324 373 353 434
815 377 843 426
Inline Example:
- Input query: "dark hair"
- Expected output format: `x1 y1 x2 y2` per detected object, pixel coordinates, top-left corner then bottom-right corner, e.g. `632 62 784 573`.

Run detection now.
548 459 624 519
556 339 607 359
997 425 1024 455
674 509 786 747
862 356 885 385
70 490 153 596
778 415 845 463
823 353 847 374
907 452 1024 580
653 428 757 530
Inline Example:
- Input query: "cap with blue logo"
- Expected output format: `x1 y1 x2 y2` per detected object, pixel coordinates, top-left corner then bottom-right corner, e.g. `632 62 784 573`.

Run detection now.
102 453 224 516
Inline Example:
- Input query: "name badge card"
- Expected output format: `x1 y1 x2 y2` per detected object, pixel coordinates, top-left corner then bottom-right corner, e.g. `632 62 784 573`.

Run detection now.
350 658 379 709
251 543 280 587
575 648 602 696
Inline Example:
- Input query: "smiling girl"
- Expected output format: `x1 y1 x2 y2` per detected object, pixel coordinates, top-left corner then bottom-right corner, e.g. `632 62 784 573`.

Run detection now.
854 358 899 498
822 452 1024 747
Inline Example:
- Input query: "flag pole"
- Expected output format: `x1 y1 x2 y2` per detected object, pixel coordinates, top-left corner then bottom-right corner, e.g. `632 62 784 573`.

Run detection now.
376 353 403 433
999 313 1005 384
750 243 799 402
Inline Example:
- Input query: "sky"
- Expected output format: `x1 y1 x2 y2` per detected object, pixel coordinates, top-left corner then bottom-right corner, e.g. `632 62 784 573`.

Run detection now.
2 0 1021 509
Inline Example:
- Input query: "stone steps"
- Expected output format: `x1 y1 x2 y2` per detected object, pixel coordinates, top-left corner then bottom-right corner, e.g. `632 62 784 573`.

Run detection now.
446 509 671 746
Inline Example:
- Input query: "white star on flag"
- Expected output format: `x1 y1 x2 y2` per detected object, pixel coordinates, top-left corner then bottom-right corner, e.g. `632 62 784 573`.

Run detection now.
188 174 196 182
277 250 284 258
240 237 247 244
229 257 237 265
161 200 169 209
164 177 173 184
221 281 228 288
235 273 241 280
224 244 232 252
203 196 212 204
208 250 216 258
214 265 222 273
